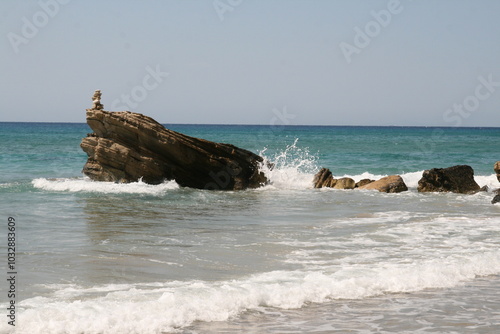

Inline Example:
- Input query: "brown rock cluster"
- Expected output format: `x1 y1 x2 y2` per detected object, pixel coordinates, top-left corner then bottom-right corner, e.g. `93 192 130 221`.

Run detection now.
313 164 492 197
313 168 407 193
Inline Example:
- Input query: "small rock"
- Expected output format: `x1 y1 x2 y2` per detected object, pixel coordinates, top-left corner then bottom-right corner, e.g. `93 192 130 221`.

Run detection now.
313 168 334 189
355 179 374 188
494 161 500 183
358 175 408 193
333 177 356 190
492 194 500 204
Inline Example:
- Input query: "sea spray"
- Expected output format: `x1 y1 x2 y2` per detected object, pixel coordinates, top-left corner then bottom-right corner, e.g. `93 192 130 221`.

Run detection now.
259 138 319 189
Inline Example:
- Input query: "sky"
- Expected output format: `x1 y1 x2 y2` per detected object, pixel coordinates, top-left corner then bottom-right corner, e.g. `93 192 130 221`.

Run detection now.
1 0 500 126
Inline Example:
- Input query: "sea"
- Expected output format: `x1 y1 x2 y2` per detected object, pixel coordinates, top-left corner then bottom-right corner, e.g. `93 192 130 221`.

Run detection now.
1 122 499 334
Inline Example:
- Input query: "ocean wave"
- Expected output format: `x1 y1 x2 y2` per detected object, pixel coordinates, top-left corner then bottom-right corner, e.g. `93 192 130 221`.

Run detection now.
31 177 179 195
258 141 499 190
4 250 500 334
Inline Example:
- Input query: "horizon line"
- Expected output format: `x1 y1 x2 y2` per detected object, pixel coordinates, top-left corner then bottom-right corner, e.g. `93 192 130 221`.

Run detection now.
1 121 500 129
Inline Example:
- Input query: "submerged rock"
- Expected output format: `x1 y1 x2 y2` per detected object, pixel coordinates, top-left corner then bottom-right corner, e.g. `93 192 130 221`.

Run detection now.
80 108 268 190
358 175 408 193
417 165 480 194
492 194 500 204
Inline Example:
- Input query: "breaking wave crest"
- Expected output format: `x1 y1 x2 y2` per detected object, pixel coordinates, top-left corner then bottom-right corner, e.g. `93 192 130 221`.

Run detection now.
4 250 500 334
32 177 179 195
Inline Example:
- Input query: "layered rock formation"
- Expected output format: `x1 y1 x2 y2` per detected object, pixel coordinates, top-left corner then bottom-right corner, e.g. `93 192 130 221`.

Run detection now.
80 108 268 190
313 168 335 188
417 165 480 194
358 175 408 193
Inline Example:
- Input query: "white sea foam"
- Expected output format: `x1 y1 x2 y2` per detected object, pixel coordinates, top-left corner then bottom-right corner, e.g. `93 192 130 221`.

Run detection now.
4 250 500 334
259 139 319 189
474 174 500 190
32 177 179 195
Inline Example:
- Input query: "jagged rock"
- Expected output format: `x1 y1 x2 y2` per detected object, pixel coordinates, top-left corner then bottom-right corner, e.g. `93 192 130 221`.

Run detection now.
333 177 356 190
313 168 335 188
355 179 374 188
417 165 480 194
80 109 268 190
494 161 500 182
358 175 408 193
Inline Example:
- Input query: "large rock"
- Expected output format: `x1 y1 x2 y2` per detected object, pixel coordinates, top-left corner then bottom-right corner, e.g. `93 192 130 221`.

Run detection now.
358 175 408 193
495 161 500 182
80 109 268 190
417 165 480 194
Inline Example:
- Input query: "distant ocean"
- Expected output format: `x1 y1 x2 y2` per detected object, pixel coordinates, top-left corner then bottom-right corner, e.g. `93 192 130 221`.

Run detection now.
1 122 500 334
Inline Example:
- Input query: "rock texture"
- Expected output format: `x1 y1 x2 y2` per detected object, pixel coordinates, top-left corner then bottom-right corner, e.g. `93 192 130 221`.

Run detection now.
313 169 405 193
355 179 374 188
80 109 268 190
313 168 335 188
417 165 480 194
312 169 355 189
495 161 500 182
334 177 356 190
358 175 408 193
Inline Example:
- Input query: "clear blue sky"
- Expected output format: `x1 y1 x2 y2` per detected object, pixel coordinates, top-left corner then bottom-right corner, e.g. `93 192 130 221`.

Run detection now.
1 0 499 126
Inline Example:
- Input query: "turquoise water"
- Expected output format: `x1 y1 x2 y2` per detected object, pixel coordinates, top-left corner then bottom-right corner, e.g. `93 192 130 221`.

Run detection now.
1 122 500 333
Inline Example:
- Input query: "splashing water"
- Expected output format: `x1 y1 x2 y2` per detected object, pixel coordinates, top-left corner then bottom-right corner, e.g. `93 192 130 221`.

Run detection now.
259 139 319 189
